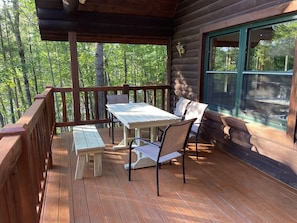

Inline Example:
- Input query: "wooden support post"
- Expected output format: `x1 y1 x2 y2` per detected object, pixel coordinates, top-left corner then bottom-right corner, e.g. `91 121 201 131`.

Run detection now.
68 32 81 123
166 40 172 112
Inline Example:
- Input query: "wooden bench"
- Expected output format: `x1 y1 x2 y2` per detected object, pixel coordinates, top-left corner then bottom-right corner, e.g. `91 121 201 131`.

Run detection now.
72 125 105 180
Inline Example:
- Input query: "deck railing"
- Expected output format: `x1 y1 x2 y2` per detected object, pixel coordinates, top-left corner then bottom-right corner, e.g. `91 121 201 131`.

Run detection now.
0 84 170 222
0 87 55 223
53 84 171 128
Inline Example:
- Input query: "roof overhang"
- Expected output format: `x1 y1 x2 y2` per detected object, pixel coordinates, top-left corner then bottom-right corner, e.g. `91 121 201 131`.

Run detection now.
35 0 179 44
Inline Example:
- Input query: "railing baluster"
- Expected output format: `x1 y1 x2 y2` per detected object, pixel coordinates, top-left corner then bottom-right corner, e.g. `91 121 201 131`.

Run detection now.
152 89 157 106
85 91 90 120
61 91 67 123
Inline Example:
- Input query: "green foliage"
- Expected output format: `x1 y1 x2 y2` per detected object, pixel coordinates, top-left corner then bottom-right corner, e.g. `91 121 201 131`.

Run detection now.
76 43 167 87
248 21 297 71
211 47 239 71
0 0 167 127
103 44 166 86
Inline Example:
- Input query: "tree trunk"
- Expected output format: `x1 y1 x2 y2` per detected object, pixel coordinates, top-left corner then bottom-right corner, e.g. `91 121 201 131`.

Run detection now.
4 20 26 109
124 51 127 83
11 0 32 105
55 42 63 87
0 98 7 127
104 46 111 86
46 41 62 120
0 14 21 119
13 77 21 119
46 41 56 87
95 43 105 124
0 111 4 127
28 35 38 94
8 85 15 123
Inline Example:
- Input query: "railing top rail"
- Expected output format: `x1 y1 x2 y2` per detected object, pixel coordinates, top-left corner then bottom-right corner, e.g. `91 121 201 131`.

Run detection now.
53 85 170 92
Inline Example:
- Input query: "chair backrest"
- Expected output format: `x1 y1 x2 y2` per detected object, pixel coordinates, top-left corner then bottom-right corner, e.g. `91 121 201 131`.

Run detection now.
106 94 129 104
174 97 191 118
159 118 196 157
184 101 208 133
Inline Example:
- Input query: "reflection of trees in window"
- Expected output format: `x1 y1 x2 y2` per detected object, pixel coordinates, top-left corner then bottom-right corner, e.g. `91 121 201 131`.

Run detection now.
247 22 297 71
210 33 239 71
207 32 239 109
211 48 238 71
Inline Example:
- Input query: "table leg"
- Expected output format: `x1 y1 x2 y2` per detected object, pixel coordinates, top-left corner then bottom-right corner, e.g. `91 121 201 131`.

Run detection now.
150 127 158 142
124 150 156 169
124 126 157 170
113 126 133 150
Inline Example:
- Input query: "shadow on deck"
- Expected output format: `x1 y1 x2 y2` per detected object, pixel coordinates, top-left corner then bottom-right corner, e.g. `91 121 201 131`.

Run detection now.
41 127 297 223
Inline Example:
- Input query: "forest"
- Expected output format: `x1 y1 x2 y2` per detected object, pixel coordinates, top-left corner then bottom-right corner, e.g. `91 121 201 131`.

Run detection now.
0 0 167 128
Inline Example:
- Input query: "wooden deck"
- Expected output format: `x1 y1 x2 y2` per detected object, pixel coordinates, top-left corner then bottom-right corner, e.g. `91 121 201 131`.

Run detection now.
40 127 297 223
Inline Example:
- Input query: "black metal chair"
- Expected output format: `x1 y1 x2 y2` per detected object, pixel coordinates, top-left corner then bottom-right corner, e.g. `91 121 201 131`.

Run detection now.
128 118 196 196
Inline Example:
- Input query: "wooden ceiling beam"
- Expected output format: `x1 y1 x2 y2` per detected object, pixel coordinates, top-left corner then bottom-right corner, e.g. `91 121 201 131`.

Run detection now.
35 0 178 43
40 32 169 44
36 8 174 43
36 0 179 18
38 20 172 37
36 8 173 27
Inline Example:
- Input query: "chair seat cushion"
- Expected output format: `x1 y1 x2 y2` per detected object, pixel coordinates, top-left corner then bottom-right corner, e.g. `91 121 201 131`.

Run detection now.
135 143 182 163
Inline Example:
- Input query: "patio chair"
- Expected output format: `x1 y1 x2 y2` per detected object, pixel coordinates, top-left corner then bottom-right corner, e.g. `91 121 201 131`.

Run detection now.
106 94 129 144
184 101 208 160
158 97 191 140
128 118 197 196
173 97 192 119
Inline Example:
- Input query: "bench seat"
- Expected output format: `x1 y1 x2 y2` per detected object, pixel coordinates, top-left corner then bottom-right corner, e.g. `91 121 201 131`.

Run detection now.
72 125 105 180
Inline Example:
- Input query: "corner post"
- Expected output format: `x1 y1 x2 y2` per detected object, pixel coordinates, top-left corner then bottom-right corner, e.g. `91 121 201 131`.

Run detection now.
68 31 81 123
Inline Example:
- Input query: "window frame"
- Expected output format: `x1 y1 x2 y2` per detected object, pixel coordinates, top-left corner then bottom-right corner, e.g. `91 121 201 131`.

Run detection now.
203 14 297 132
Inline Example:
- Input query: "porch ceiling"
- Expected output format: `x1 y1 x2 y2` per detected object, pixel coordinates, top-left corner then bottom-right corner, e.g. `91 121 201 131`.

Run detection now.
35 0 179 44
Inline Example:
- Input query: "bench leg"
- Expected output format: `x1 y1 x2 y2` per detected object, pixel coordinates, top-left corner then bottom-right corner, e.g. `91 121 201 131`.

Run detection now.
75 154 86 180
72 141 75 152
94 153 103 177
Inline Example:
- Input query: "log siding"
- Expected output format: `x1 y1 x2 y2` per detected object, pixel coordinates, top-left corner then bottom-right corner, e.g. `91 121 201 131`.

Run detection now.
171 0 297 188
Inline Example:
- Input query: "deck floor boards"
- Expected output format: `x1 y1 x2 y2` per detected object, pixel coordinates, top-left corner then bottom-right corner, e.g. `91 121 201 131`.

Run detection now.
41 127 297 223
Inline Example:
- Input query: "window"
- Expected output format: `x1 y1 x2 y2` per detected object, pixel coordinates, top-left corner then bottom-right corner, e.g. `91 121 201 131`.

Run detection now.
206 32 239 109
204 16 297 129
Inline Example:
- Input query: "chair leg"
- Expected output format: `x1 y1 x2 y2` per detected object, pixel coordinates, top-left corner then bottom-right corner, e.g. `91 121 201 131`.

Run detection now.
108 124 110 136
182 154 185 184
128 148 132 181
195 136 198 160
111 115 115 144
156 163 160 196
108 113 112 137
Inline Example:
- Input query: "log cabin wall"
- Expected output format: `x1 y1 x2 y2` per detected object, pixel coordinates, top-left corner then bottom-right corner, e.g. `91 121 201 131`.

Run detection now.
171 0 297 189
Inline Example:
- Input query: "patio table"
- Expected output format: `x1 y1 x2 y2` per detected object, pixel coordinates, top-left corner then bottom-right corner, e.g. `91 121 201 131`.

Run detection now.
106 102 180 169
